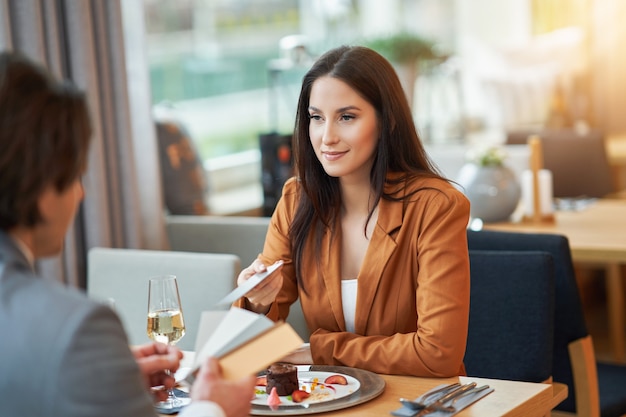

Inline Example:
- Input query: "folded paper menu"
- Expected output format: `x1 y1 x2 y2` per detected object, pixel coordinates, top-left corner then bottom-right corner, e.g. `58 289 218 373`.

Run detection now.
186 307 303 382
215 260 284 306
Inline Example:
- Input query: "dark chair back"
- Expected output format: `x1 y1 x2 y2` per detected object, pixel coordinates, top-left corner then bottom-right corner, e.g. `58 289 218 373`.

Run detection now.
465 250 555 382
467 230 587 412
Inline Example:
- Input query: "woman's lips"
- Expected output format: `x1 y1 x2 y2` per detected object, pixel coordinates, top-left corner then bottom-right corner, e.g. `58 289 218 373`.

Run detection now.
322 151 347 161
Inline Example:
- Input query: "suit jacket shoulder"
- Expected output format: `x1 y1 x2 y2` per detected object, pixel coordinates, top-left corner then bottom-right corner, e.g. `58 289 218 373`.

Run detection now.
0 233 156 417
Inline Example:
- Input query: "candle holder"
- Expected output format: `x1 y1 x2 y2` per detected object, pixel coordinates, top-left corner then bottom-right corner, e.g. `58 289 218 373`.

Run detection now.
520 135 556 224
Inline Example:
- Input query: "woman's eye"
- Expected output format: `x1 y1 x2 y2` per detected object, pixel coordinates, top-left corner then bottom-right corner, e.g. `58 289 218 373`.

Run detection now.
309 114 322 121
340 114 355 121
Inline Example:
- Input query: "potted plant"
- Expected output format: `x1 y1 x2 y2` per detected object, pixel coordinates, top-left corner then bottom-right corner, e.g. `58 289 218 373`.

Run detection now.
364 32 439 65
457 146 521 222
364 32 444 107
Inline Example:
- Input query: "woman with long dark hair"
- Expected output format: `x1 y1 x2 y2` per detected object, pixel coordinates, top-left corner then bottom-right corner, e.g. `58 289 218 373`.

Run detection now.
236 45 470 377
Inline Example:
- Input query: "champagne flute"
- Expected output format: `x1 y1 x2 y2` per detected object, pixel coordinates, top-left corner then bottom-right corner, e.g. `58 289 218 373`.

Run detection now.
147 275 186 409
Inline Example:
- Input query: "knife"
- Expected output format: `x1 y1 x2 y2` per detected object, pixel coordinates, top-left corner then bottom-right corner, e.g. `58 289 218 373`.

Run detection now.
413 382 477 416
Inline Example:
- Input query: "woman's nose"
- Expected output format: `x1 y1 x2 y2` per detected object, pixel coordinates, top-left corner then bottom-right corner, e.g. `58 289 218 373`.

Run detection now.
322 124 338 145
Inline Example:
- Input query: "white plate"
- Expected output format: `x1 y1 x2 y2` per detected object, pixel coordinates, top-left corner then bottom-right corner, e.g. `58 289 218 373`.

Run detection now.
253 370 360 407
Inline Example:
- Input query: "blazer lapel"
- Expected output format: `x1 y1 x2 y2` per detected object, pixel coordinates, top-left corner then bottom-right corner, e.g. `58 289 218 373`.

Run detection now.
320 221 346 330
354 194 404 334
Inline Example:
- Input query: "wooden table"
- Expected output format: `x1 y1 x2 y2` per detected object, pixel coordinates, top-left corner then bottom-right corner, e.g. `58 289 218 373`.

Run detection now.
168 375 564 417
165 353 566 417
483 199 626 361
315 375 565 417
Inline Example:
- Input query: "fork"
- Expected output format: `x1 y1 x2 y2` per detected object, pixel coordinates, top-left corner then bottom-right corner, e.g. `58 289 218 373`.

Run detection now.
414 384 490 416
401 382 477 414
445 385 491 409
399 382 462 411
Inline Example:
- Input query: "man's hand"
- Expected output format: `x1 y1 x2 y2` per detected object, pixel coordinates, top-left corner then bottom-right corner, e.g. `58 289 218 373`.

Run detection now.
191 357 257 417
131 342 183 401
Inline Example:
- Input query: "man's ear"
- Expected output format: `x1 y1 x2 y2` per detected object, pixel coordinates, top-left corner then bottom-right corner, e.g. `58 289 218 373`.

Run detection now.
36 186 55 223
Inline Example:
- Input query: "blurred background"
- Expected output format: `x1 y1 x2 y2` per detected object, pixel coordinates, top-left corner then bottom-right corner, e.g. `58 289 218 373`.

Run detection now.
137 0 624 216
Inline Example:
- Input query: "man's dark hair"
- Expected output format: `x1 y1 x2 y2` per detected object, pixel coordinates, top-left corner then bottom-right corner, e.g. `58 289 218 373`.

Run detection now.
0 51 92 230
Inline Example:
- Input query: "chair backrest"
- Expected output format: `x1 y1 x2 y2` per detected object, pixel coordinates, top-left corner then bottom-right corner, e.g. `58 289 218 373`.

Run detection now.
464 250 555 382
165 215 310 342
87 247 240 351
166 215 270 266
506 128 614 198
467 230 590 412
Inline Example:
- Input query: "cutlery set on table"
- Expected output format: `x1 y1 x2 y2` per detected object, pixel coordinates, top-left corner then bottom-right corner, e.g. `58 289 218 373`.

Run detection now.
391 382 494 416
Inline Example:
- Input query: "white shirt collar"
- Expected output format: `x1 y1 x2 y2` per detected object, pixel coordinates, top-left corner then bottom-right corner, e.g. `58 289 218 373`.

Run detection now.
11 235 35 269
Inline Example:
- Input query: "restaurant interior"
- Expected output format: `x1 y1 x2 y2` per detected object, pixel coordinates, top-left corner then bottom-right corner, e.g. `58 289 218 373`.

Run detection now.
2 0 626 415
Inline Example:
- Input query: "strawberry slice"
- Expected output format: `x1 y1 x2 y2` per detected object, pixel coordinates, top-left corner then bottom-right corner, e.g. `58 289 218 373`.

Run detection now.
291 389 310 403
256 376 267 386
267 387 281 410
324 374 348 385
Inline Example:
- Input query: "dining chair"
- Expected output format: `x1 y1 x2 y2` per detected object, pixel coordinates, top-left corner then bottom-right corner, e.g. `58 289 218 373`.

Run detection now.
166 215 271 267
464 249 555 383
165 214 311 342
467 229 626 417
506 128 615 198
87 247 240 351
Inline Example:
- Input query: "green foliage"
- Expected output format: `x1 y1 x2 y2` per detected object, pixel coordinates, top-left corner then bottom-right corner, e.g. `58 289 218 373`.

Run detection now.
364 32 439 64
466 146 508 167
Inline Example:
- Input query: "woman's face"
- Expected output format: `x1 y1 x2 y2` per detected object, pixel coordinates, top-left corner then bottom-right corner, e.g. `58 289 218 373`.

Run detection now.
308 76 379 184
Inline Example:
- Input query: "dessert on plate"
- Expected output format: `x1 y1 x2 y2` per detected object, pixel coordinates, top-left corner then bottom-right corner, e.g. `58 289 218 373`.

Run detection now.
265 362 299 396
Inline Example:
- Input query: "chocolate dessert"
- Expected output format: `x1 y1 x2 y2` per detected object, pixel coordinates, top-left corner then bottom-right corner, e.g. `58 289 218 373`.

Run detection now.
265 362 299 396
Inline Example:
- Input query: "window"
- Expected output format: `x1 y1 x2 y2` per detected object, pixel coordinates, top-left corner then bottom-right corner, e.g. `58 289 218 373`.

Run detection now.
142 0 456 162
141 1 564 214
144 0 306 160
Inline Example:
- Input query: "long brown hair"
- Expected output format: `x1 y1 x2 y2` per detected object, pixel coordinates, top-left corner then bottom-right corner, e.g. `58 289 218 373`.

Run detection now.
0 51 92 230
290 45 445 289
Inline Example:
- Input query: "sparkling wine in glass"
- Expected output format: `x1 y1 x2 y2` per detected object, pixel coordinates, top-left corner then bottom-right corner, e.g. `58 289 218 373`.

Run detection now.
147 275 187 409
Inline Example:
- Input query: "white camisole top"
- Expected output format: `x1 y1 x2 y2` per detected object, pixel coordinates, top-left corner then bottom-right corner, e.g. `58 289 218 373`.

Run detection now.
341 279 358 333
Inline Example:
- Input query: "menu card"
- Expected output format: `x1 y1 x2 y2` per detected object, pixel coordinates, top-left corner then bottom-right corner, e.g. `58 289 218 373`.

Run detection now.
215 260 284 306
186 307 303 382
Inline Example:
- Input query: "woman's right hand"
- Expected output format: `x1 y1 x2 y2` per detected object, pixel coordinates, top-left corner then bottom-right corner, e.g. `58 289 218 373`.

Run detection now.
237 259 284 314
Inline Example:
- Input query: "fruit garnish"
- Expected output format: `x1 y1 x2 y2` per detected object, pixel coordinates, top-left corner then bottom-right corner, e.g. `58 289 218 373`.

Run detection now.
324 374 348 385
256 375 267 386
267 387 281 410
291 389 310 403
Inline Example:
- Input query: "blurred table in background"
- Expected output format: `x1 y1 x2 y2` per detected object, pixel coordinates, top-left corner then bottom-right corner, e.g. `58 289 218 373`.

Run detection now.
607 133 626 192
484 199 626 362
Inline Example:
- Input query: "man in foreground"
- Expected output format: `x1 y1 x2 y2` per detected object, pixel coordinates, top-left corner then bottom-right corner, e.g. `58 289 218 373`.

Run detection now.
0 50 255 417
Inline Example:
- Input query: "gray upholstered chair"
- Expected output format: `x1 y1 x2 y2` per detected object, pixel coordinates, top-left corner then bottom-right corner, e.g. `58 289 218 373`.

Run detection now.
166 215 270 266
87 247 240 351
165 215 310 342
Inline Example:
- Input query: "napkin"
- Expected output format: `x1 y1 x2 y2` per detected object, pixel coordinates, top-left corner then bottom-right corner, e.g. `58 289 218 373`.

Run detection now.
154 389 190 415
390 384 494 417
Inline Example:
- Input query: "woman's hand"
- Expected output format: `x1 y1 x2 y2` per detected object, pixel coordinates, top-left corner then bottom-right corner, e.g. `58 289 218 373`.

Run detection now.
279 343 313 364
237 259 284 314
131 342 183 401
